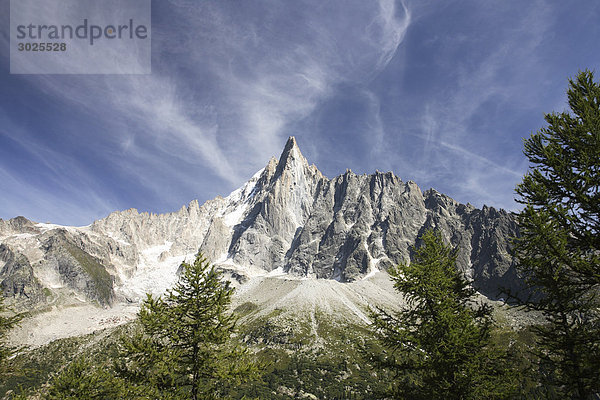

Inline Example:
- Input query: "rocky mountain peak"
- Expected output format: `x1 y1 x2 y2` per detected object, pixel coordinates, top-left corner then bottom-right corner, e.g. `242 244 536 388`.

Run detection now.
273 136 315 181
254 157 279 191
0 216 39 238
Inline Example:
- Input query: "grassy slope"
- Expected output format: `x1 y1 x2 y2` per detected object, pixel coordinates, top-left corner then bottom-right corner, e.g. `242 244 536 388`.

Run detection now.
61 240 113 305
1 280 543 399
1 304 388 399
231 303 390 399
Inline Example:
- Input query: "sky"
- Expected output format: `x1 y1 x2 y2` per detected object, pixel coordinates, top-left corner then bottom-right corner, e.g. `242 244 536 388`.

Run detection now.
1 0 599 226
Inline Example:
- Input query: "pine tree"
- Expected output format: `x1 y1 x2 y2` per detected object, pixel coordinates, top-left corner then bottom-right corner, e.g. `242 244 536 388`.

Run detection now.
371 230 517 399
117 253 257 400
513 70 600 398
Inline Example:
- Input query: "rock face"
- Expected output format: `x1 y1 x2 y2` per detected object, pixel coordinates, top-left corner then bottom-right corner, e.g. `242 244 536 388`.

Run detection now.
199 137 520 298
0 244 44 309
0 136 520 310
0 226 115 307
41 232 115 306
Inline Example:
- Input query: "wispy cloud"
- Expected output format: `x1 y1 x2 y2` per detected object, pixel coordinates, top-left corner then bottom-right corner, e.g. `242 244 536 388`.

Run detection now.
381 0 555 209
0 152 114 225
3 0 597 224
0 0 412 224
438 141 522 179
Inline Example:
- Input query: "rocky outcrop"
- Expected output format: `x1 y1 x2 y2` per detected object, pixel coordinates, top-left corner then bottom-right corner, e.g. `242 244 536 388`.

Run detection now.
40 232 115 306
89 198 219 261
0 244 44 308
223 138 327 271
0 216 39 237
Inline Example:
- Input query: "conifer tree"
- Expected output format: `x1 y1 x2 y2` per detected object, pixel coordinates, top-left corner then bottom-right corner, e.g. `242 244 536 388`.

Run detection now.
371 230 516 399
513 70 600 398
0 294 23 375
46 358 125 399
117 253 257 400
46 356 168 400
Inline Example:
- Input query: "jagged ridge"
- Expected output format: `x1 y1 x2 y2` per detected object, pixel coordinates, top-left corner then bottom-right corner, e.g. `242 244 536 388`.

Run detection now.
1 137 519 312
200 137 519 298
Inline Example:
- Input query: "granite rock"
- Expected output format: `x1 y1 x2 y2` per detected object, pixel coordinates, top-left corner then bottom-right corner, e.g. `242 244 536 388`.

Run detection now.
0 137 521 308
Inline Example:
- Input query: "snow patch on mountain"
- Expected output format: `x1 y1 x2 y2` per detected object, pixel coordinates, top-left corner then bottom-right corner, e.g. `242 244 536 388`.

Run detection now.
35 222 86 234
118 241 187 301
219 168 263 228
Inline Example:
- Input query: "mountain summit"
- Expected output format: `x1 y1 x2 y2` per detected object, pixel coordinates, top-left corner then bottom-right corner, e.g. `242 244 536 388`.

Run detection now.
198 137 519 297
1 137 519 319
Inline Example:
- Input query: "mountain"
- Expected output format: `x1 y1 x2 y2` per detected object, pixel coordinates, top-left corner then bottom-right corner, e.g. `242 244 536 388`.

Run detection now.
198 137 520 296
1 137 520 345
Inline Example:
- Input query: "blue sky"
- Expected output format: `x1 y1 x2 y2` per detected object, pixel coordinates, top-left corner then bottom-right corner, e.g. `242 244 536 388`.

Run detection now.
1 0 599 226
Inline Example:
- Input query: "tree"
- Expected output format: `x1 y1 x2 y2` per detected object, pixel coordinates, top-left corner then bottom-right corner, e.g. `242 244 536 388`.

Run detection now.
0 294 23 374
371 230 517 399
117 253 257 400
46 358 126 399
46 356 166 400
513 70 600 398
